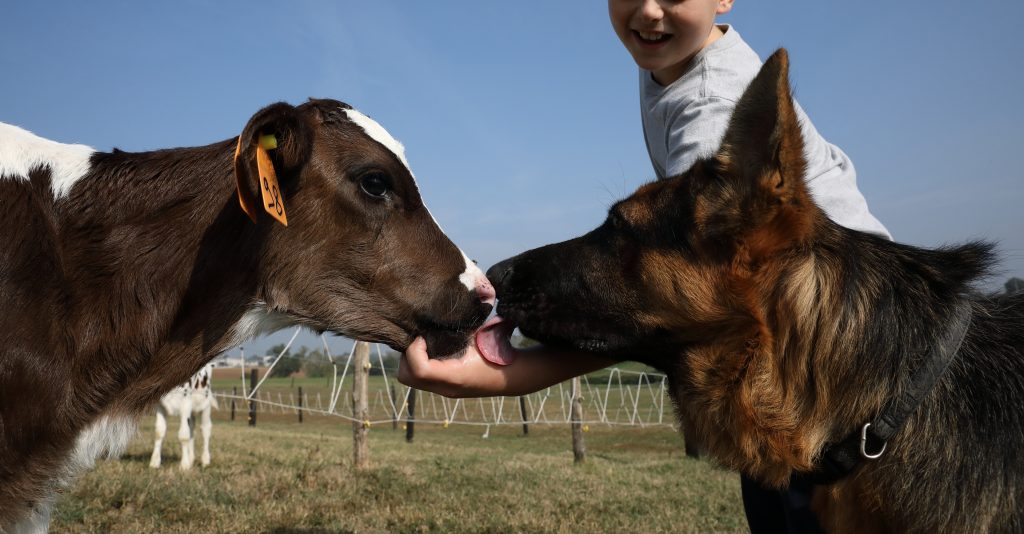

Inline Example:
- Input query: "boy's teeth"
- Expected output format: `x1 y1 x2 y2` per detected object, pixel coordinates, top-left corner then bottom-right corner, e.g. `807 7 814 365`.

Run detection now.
639 31 664 41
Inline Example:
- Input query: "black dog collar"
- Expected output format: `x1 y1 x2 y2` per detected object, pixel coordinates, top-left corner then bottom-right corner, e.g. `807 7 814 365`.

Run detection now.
793 300 973 486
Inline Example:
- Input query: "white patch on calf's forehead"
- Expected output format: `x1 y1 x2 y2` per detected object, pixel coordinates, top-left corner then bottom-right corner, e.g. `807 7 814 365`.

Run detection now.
343 107 452 229
0 122 94 198
458 250 485 291
343 108 411 171
342 107 481 291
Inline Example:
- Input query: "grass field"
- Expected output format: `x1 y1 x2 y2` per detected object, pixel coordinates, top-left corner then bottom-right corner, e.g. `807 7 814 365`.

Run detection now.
51 410 746 533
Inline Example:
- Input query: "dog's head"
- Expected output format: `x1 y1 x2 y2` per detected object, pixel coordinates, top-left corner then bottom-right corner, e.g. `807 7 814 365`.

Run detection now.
487 49 822 365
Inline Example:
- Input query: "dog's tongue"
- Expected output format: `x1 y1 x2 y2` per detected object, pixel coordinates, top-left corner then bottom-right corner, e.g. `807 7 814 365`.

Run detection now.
475 316 518 366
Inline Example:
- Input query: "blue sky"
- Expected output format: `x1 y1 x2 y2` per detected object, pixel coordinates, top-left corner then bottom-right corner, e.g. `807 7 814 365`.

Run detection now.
3 1 1022 356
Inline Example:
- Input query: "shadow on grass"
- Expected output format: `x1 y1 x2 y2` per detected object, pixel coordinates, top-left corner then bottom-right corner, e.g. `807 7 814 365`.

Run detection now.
268 524 356 528
117 452 176 464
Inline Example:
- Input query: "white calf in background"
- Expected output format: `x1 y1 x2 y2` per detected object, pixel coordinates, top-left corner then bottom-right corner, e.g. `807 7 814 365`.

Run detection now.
149 364 219 470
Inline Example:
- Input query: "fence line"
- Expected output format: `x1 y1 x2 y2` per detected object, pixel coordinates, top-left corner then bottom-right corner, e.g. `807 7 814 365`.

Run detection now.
217 335 676 430
213 391 674 428
214 367 675 429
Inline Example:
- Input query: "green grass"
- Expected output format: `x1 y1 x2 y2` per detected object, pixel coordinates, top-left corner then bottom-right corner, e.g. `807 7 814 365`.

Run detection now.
51 412 745 533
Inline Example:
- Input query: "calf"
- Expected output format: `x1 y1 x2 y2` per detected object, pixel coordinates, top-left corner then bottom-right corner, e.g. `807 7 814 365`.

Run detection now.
0 99 494 531
149 363 218 470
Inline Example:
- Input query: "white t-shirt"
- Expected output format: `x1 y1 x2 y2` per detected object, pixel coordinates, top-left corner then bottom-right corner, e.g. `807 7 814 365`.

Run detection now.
640 25 891 238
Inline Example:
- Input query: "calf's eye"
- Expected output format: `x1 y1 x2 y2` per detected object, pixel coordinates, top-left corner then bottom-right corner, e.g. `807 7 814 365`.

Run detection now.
359 172 390 198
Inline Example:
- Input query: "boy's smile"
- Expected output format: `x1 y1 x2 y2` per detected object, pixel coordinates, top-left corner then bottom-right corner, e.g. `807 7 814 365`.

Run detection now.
609 0 734 85
633 29 673 49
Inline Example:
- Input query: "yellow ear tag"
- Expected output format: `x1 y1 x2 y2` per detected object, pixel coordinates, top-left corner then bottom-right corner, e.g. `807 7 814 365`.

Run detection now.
255 134 287 226
259 134 278 150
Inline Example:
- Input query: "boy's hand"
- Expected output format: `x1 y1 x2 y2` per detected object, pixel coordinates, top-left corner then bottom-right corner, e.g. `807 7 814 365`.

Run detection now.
398 336 617 399
398 337 513 398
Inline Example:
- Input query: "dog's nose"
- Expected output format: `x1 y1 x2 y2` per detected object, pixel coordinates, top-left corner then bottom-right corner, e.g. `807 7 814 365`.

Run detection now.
486 259 515 294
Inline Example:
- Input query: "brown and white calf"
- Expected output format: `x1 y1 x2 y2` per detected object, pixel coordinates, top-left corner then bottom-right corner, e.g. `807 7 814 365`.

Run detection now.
0 99 494 531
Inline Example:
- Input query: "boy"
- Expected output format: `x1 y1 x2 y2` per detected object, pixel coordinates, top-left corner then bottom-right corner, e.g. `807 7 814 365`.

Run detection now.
401 1 889 531
612 0 889 236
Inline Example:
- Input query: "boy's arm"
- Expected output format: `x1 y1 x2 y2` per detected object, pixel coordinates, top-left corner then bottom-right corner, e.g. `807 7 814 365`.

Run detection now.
399 337 615 398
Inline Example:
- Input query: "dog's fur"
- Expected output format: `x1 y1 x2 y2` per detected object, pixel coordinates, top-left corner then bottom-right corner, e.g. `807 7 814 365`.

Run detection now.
488 50 1024 533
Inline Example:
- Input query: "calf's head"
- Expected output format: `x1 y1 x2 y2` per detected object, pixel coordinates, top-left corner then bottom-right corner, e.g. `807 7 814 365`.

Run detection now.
486 50 821 366
233 99 493 357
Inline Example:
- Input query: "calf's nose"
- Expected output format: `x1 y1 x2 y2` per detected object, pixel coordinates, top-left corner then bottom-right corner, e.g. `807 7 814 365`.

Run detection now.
475 278 496 305
459 255 496 307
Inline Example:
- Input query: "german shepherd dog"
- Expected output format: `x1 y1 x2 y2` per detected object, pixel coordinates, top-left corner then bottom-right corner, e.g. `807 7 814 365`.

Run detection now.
486 50 1024 533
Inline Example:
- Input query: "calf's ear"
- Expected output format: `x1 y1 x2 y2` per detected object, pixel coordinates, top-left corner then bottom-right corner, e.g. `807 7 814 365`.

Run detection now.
698 49 818 261
233 102 314 225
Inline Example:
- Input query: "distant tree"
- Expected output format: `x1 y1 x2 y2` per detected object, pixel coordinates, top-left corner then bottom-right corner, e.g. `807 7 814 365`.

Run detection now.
303 359 334 378
269 356 302 378
301 348 331 377
1006 277 1024 295
266 343 290 358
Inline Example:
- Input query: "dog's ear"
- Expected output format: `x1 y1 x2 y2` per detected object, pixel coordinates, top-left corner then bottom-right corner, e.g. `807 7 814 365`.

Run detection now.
234 102 314 225
700 49 818 261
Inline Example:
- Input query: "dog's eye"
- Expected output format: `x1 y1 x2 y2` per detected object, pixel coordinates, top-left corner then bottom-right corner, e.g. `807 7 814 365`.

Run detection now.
359 172 390 199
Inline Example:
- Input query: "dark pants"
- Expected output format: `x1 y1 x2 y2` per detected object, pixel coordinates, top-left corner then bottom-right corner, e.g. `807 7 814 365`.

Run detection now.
741 475 825 534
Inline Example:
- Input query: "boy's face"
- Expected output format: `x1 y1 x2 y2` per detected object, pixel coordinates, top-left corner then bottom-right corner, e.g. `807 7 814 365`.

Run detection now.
609 0 734 84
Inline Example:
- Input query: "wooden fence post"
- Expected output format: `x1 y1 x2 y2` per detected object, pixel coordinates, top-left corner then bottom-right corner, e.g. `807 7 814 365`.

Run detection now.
248 369 258 427
298 386 304 423
519 396 529 436
231 386 236 421
571 376 585 463
406 388 416 443
390 384 398 430
352 341 370 469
